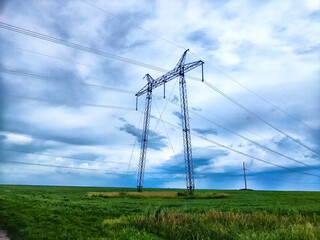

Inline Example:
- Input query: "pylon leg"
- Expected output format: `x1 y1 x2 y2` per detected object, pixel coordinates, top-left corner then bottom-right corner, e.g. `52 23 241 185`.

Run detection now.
179 72 195 195
137 83 152 192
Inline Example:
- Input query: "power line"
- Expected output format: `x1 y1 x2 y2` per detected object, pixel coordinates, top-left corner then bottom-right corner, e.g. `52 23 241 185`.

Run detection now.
158 119 320 178
4 21 314 155
1 93 137 111
0 22 199 83
2 67 315 162
188 106 319 169
1 22 318 171
4 158 319 182
152 79 179 133
162 97 319 168
0 147 138 165
80 0 186 50
3 83 318 171
0 22 168 73
248 172 320 185
3 91 318 171
203 81 320 156
123 111 144 191
3 66 312 164
154 96 182 168
0 131 133 152
191 131 320 177
2 127 319 178
189 51 315 131
1 160 134 173
15 46 93 67
188 102 305 156
78 2 315 131
0 158 241 178
3 66 312 163
0 68 136 94
1 22 316 155
14 38 313 136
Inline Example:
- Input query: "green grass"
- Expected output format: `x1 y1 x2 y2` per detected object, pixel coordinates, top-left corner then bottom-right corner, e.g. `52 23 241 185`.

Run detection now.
0 185 319 239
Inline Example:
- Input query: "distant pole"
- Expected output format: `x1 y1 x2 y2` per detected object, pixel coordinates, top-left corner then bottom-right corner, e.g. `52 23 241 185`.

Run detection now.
243 161 247 190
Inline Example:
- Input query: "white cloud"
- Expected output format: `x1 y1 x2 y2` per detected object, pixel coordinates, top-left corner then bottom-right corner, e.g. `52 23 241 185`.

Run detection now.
56 157 64 162
4 133 33 145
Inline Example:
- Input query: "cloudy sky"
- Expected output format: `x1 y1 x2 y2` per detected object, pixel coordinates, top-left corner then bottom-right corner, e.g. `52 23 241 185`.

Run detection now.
0 0 319 191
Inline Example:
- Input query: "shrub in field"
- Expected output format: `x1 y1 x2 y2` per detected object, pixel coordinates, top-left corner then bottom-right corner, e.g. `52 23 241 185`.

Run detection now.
177 192 188 196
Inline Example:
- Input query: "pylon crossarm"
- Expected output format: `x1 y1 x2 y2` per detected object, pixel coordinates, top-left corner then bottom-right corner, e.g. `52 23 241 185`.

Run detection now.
136 61 203 97
144 73 155 83
181 61 203 73
136 83 149 97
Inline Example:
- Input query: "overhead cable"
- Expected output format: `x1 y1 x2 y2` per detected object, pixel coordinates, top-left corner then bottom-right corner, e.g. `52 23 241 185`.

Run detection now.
0 68 135 94
0 147 138 165
203 80 319 156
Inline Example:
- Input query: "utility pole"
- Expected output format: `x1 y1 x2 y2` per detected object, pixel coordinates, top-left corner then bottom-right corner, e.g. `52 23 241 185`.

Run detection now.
243 161 247 190
135 49 204 194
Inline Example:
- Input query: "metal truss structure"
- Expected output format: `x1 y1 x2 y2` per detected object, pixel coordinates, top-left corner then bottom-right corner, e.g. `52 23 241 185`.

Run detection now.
135 50 204 194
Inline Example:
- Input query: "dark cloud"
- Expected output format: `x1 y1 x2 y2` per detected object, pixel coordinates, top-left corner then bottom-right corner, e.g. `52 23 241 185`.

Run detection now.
1 116 105 147
157 147 229 175
187 30 219 50
272 135 306 153
172 95 179 103
0 135 55 155
119 123 167 150
118 117 127 122
294 44 320 55
0 134 6 141
172 111 183 121
89 58 132 86
306 127 320 152
309 10 320 21
191 106 202 112
193 127 218 136
103 11 151 51
69 152 101 161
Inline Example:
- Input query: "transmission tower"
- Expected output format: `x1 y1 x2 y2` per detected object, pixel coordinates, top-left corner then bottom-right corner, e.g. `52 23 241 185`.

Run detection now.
243 161 247 190
135 50 204 194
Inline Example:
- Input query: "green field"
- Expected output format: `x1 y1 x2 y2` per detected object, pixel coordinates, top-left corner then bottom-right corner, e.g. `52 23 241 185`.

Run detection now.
0 185 319 239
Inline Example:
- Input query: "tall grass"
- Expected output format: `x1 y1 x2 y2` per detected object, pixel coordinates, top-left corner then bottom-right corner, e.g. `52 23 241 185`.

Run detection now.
103 209 320 240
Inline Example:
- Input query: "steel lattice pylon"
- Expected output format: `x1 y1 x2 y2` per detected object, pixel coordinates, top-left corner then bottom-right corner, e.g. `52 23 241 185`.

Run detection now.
135 50 204 194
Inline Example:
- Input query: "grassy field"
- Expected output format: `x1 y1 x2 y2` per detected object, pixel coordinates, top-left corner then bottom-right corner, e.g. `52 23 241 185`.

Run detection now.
0 185 319 239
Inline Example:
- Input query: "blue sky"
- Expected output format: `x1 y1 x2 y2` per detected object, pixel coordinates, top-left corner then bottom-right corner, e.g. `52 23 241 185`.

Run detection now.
0 0 319 191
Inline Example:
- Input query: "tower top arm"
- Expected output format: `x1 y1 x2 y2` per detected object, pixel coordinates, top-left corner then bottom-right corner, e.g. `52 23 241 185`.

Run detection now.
135 59 203 97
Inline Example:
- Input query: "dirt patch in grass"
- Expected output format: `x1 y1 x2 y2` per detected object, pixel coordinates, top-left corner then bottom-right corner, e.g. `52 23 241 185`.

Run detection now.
88 191 229 200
